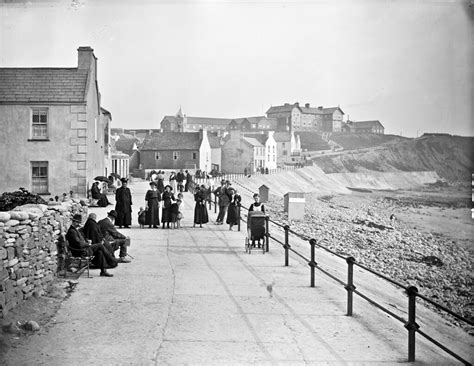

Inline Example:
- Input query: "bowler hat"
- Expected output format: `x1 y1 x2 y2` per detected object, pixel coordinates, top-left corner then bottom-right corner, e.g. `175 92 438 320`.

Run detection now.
164 184 172 191
107 210 118 219
120 178 128 183
149 181 157 186
72 214 82 223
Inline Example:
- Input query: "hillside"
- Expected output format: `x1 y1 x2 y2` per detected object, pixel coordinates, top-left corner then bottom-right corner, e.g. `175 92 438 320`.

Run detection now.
311 135 473 182
329 133 409 150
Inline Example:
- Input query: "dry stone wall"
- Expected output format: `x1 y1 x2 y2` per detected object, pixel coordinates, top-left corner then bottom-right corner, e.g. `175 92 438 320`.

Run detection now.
0 201 87 317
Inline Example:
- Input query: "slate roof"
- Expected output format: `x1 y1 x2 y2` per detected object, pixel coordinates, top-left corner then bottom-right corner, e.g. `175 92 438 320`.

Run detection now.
321 107 344 115
273 131 291 142
266 104 297 114
141 132 202 150
115 135 140 154
348 120 384 129
242 137 264 147
207 134 221 149
243 133 268 145
186 116 233 126
0 68 89 104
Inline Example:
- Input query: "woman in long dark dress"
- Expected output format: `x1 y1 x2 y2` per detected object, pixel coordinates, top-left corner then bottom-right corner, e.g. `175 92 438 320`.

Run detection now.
226 188 241 231
145 181 161 228
156 170 165 193
193 185 209 228
161 185 175 229
115 178 132 228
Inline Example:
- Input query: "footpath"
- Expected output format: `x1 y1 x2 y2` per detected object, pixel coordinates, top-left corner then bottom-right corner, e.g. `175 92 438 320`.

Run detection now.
3 181 469 365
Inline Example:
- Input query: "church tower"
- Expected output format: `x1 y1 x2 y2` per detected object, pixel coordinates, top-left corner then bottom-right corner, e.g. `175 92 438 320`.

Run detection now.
176 107 184 132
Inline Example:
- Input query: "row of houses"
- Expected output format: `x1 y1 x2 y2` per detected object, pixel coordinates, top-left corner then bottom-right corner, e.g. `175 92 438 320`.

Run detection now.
113 128 302 175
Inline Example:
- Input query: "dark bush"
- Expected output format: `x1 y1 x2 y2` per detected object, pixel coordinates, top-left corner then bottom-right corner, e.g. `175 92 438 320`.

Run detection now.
0 188 48 211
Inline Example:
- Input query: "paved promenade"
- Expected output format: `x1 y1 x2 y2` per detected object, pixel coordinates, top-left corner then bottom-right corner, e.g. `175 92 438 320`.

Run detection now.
4 181 470 365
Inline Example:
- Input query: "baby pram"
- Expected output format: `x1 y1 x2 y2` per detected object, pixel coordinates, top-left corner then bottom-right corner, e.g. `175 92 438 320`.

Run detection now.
245 211 266 254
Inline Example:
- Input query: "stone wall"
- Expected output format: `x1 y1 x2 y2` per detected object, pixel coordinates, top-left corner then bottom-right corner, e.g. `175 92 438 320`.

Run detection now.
0 201 87 317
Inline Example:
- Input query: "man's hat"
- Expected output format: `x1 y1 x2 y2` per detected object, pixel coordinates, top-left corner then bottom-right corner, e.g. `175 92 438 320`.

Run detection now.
164 185 173 191
149 181 157 186
107 210 118 219
221 179 226 184
72 214 82 223
225 180 231 185
120 178 128 183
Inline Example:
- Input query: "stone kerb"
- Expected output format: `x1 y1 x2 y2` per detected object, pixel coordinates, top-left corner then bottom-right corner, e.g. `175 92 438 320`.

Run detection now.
0 201 87 317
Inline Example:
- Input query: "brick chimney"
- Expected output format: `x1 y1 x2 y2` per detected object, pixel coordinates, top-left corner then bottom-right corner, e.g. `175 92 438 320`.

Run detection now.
305 103 310 108
318 106 323 110
295 102 299 107
77 46 95 70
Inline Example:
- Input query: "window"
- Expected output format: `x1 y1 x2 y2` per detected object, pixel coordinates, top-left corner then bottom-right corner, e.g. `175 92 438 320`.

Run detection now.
173 151 180 160
192 152 197 160
282 142 286 148
31 161 48 194
283 150 288 156
155 152 161 160
32 108 48 139
273 146 275 153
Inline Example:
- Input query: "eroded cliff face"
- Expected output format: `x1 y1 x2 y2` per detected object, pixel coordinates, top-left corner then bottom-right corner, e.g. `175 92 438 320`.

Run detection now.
312 135 473 182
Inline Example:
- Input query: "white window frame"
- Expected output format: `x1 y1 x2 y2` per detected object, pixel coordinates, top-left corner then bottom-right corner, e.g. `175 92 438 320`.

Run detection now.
31 161 48 194
155 152 161 160
31 108 48 139
173 151 180 160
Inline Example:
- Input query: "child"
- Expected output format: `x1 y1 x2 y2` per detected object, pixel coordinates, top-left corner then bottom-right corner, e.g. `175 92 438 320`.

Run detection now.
170 199 183 229
138 207 147 228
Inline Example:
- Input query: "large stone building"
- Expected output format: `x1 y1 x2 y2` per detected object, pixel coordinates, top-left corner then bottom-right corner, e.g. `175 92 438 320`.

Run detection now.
221 130 266 174
0 46 110 196
266 102 344 132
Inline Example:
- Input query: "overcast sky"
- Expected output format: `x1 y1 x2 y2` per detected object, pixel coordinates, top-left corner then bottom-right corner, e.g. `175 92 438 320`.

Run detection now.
0 0 472 137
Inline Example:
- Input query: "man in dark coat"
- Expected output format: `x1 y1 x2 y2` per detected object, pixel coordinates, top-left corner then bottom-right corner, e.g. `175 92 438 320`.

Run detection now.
184 170 192 192
98 210 131 263
115 178 132 228
66 214 116 277
213 179 231 225
176 169 185 192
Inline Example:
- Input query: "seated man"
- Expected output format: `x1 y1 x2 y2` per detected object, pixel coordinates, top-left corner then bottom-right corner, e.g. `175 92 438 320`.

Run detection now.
83 212 117 260
66 214 116 277
98 210 131 263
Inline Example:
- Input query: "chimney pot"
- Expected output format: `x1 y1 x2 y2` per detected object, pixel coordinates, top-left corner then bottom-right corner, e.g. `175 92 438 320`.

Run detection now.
305 103 310 108
318 106 323 110
295 102 299 107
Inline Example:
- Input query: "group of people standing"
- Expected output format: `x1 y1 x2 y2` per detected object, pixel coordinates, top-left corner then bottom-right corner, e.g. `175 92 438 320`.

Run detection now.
142 181 183 229
112 174 264 231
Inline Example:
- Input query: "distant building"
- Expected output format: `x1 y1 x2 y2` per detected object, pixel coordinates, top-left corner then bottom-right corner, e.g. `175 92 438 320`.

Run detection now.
342 120 384 134
229 116 278 132
243 132 278 170
140 131 211 172
273 131 302 166
160 108 232 133
0 46 110 196
222 130 265 174
266 103 344 132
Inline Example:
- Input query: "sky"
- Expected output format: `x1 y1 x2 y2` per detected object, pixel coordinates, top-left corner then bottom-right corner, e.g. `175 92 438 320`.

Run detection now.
0 0 472 137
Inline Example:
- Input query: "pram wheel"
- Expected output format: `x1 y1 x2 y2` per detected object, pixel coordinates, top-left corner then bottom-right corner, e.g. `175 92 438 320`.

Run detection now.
245 237 251 254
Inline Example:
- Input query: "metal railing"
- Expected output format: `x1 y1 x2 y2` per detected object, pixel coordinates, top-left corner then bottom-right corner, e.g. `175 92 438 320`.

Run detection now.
234 203 472 365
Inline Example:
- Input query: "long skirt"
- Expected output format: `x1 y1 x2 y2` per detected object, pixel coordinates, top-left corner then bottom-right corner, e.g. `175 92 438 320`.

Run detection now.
226 203 239 225
146 199 160 226
162 206 173 223
194 203 209 224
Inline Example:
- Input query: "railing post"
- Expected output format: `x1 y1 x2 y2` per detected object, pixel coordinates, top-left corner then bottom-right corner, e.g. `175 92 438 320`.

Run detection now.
265 215 269 253
284 225 290 266
405 286 419 362
214 194 217 213
308 238 317 287
345 256 356 316
237 204 241 232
